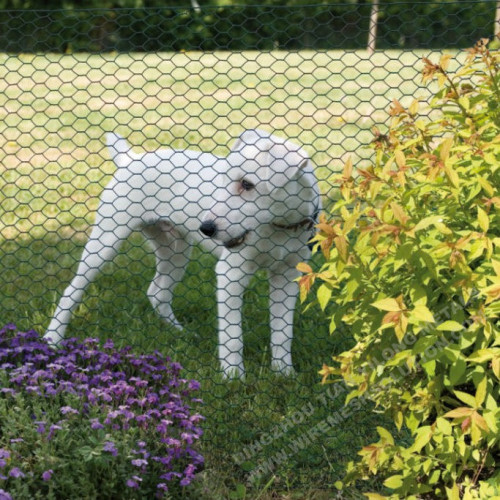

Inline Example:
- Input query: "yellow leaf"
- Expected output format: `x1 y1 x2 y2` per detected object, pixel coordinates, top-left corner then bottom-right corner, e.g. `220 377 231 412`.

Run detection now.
444 164 460 188
492 358 500 380
492 260 500 277
395 411 403 431
446 483 460 500
444 407 474 419
318 364 335 384
477 207 489 233
471 410 489 432
409 98 419 116
440 136 454 162
390 202 409 225
395 149 406 169
437 72 447 88
296 262 313 274
475 377 487 407
372 298 403 312
440 53 452 71
411 305 435 323
482 283 500 304
414 215 442 232
478 176 494 196
343 156 353 179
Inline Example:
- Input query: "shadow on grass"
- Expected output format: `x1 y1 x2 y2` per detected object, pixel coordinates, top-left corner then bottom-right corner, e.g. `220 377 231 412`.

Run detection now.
1 230 387 496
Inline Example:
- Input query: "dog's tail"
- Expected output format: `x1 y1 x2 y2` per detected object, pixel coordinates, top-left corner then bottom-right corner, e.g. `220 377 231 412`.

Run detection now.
106 133 132 169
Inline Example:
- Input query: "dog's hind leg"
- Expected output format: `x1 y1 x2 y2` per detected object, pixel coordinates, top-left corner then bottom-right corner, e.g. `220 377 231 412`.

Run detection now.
143 222 191 330
44 218 136 345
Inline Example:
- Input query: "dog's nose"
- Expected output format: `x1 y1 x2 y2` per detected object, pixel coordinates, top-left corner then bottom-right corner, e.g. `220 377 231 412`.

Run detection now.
200 220 217 237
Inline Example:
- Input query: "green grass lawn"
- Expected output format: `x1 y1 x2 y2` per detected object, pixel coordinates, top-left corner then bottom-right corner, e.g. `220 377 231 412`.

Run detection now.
0 48 456 498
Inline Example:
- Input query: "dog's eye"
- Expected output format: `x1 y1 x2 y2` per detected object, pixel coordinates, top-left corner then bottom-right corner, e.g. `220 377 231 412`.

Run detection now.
240 179 255 192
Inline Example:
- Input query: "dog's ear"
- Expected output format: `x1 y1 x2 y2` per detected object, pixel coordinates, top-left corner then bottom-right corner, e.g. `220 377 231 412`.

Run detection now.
231 129 270 153
265 139 309 190
106 133 132 169
231 130 309 189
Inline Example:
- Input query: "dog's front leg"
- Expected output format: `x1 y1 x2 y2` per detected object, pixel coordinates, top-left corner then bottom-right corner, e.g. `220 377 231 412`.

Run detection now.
269 268 300 376
216 256 253 379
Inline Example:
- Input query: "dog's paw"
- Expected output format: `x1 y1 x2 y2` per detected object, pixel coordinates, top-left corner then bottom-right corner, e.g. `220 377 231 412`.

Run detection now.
271 362 296 377
43 331 63 348
221 364 245 381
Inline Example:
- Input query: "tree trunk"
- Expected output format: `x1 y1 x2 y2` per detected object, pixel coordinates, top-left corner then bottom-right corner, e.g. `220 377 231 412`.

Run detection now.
367 0 379 55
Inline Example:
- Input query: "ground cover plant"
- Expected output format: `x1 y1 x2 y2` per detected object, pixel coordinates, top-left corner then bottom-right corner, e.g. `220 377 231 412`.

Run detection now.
0 324 204 499
301 39 500 498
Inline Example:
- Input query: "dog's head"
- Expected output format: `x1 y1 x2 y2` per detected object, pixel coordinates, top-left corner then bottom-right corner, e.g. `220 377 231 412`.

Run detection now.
200 129 318 249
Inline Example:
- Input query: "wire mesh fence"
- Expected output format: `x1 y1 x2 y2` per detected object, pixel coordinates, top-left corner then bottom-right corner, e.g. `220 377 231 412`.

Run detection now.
0 1 498 494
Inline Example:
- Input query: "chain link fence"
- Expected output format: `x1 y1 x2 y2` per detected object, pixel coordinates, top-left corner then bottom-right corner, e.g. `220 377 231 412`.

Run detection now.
1 1 498 494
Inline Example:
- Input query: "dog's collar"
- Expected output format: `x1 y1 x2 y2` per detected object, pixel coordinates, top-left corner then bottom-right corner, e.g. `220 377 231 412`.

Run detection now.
271 204 321 233
272 218 315 232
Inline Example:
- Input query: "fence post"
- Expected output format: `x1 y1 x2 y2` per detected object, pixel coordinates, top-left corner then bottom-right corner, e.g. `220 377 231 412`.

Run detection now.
495 0 500 38
367 0 379 54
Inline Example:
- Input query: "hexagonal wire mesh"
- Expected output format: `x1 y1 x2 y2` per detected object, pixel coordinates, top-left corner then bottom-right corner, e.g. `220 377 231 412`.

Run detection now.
0 1 498 492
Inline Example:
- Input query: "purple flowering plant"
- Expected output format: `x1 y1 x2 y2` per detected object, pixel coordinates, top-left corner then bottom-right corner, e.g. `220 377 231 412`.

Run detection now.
0 324 204 499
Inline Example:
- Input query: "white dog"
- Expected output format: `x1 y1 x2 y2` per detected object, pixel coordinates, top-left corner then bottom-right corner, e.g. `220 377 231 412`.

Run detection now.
45 129 321 378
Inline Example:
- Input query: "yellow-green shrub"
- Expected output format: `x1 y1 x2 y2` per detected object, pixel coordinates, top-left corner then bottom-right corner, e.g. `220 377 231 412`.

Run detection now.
300 39 499 499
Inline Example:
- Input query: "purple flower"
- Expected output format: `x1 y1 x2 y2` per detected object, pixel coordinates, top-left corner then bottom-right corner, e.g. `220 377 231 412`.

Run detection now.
103 441 118 456
90 418 104 430
126 475 142 489
60 406 79 415
9 467 25 478
0 489 13 500
0 325 205 493
42 469 53 481
35 421 46 434
47 423 63 441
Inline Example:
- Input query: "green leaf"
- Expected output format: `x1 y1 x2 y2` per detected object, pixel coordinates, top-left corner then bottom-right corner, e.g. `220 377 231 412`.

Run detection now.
449 358 466 385
317 283 332 311
437 320 463 332
410 426 432 452
454 390 477 408
376 426 395 445
383 474 403 489
436 417 452 435
477 207 489 233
